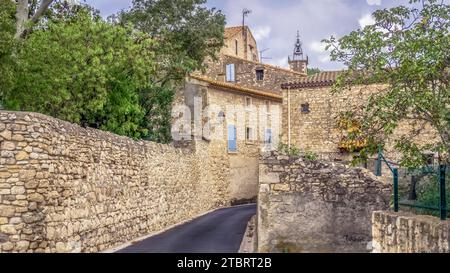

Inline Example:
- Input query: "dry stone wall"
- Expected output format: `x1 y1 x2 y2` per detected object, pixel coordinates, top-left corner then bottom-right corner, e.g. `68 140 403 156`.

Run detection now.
0 111 227 253
372 211 450 253
257 151 391 253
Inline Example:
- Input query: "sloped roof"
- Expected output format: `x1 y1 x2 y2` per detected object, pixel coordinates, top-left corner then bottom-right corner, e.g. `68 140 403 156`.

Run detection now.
223 54 307 77
189 75 282 102
281 71 343 89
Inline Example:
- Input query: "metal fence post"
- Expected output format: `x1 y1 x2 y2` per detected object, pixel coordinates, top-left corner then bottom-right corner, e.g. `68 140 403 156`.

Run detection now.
393 168 399 212
439 165 447 221
376 147 382 176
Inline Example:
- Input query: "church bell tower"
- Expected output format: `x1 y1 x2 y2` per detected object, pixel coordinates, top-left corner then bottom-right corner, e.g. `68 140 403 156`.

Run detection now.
288 31 309 75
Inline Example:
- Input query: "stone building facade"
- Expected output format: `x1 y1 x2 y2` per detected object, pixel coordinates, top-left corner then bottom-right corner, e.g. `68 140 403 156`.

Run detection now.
174 26 308 202
280 72 439 163
173 76 283 203
199 54 304 95
222 26 259 62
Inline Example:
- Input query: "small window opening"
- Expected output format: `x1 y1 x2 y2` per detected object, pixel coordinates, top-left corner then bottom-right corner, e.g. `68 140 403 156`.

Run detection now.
256 69 264 81
246 127 254 141
245 97 252 108
301 103 310 114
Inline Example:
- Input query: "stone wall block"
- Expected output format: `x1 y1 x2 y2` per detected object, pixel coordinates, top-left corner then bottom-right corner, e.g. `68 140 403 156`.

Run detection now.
0 110 231 253
372 211 450 253
257 151 391 253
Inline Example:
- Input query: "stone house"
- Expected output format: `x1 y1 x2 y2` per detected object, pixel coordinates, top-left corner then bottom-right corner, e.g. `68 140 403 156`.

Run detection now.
173 75 282 203
173 26 308 202
280 72 439 164
201 54 305 94
175 23 439 201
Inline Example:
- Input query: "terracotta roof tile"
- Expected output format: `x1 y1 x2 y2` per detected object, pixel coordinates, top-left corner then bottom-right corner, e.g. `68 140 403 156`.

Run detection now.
281 71 343 89
189 75 282 102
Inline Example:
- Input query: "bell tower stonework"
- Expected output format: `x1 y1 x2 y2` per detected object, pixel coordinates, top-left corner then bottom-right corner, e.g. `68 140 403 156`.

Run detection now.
288 31 308 75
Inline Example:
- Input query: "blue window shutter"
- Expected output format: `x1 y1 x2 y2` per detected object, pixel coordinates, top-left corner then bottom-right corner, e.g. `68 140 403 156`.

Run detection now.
230 64 235 82
228 125 237 152
265 129 272 144
226 64 235 82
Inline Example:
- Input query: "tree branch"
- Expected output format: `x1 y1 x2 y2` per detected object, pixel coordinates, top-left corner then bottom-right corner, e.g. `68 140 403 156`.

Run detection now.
29 0 54 24
16 0 55 39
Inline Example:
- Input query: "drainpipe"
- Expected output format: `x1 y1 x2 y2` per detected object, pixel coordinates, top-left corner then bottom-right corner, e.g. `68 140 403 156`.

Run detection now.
288 87 291 149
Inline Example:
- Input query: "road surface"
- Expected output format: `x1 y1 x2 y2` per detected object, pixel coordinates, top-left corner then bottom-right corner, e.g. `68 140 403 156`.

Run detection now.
116 204 256 253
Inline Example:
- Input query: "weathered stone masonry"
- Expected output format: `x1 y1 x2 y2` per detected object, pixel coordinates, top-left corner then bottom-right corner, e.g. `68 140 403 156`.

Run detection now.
257 152 391 253
372 211 450 253
282 81 439 163
0 111 229 253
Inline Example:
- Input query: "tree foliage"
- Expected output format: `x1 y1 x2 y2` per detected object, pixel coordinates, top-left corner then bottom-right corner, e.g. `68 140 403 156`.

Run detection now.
115 0 226 142
0 0 16 106
4 5 156 139
307 67 321 76
117 0 225 77
0 0 226 142
324 0 450 166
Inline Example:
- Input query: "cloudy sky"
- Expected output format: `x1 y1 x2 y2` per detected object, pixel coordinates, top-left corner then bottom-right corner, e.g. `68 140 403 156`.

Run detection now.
83 0 441 71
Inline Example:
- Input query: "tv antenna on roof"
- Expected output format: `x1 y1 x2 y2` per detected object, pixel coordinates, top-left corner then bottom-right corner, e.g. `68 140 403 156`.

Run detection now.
242 8 252 30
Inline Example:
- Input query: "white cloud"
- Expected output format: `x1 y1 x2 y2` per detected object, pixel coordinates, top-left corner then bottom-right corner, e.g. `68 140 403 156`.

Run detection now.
66 0 80 5
367 0 382 6
89 0 403 71
309 41 327 53
359 13 376 28
318 55 331 64
267 57 289 69
253 26 272 41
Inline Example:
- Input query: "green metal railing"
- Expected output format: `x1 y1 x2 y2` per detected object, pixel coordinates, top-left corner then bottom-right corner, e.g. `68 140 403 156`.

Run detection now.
376 148 448 220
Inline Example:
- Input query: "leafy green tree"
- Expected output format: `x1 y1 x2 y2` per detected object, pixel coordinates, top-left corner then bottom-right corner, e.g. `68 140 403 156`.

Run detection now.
1 0 225 143
325 0 450 166
117 0 225 76
307 67 321 76
4 6 157 139
0 0 16 107
139 86 175 143
116 0 226 142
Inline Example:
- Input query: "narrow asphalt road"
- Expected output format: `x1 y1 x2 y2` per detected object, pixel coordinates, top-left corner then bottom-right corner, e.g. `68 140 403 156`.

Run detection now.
116 204 257 253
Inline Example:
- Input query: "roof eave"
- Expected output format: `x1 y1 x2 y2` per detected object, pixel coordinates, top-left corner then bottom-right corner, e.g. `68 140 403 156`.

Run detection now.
189 75 282 102
281 81 336 89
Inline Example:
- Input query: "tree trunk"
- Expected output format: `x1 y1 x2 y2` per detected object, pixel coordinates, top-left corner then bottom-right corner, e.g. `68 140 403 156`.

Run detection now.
15 0 28 39
14 0 55 39
29 0 54 24
408 175 418 201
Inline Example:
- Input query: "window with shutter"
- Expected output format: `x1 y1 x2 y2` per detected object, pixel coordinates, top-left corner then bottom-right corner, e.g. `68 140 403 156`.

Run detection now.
265 129 272 144
226 64 235 82
228 124 237 152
